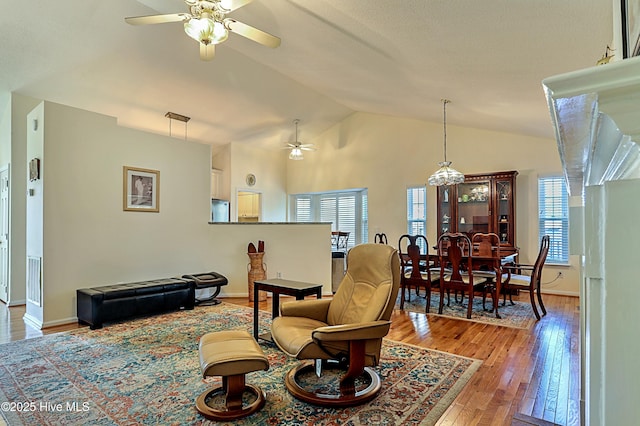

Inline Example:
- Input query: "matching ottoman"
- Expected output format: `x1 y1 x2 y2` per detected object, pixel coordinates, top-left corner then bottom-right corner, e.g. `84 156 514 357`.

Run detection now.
196 330 269 421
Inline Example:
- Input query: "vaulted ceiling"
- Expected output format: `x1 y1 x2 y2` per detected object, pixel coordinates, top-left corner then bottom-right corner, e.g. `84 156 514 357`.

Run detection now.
0 0 613 149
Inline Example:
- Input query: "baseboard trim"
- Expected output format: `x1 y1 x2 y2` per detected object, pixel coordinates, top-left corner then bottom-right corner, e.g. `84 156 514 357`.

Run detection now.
540 289 579 297
42 317 78 329
23 312 42 330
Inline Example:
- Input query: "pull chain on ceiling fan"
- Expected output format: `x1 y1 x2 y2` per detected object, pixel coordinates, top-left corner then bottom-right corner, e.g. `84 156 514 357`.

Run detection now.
125 0 281 61
284 119 316 160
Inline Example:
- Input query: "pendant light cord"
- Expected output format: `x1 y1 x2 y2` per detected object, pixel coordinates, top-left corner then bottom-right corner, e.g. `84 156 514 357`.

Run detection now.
442 99 450 163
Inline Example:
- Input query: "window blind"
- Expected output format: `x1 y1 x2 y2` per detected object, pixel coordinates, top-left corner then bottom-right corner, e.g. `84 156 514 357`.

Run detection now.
291 190 368 248
407 186 427 252
538 177 569 263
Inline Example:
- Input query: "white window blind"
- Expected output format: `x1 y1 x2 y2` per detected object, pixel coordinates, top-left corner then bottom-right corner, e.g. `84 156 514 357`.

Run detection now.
294 196 312 222
538 177 569 264
291 189 368 248
407 186 427 252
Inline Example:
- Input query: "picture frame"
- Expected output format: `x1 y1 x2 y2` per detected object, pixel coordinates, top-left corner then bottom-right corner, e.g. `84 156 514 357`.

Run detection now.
123 166 159 212
622 0 640 58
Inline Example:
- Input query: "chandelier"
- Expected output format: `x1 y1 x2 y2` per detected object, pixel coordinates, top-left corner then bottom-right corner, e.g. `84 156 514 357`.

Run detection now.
428 99 465 186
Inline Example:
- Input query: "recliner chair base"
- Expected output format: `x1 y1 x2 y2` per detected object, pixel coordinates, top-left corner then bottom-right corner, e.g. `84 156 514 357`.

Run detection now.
284 360 381 407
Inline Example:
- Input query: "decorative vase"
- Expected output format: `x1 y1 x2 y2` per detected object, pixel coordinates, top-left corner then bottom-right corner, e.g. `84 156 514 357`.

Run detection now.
248 252 267 302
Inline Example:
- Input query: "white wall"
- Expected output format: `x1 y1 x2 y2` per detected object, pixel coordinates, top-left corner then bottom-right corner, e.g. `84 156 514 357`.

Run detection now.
0 92 10 164
8 94 42 306
286 111 580 295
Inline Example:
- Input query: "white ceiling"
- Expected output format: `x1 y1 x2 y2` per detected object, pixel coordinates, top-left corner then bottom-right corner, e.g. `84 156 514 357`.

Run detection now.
0 0 613 149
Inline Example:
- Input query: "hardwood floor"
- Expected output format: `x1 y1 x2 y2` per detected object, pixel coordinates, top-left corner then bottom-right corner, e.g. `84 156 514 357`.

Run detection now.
0 292 579 426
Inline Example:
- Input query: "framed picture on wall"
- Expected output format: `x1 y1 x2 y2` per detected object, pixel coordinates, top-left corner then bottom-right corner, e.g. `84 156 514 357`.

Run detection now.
123 166 159 212
622 0 640 58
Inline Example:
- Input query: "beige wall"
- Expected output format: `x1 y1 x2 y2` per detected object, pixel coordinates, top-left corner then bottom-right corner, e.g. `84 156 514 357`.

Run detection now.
230 142 288 222
286 111 580 295
20 101 329 327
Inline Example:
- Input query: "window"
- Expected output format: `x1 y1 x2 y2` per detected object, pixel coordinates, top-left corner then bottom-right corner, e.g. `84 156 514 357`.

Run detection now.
538 177 569 264
291 189 368 249
407 186 426 252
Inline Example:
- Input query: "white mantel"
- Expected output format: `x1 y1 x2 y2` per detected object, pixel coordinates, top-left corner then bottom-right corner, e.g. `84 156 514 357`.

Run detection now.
543 56 640 426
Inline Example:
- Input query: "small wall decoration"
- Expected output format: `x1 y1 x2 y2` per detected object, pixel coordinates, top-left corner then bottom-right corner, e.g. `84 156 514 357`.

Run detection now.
123 166 159 212
29 158 40 181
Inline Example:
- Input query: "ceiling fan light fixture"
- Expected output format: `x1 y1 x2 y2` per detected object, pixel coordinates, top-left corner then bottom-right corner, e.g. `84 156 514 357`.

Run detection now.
428 99 465 186
289 147 304 160
184 17 228 44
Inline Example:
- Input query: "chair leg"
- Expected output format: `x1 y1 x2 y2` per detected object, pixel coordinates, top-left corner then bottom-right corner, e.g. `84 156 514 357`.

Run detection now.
529 288 541 320
438 287 445 314
425 285 431 313
466 291 473 319
482 287 487 310
536 283 547 316
400 284 406 309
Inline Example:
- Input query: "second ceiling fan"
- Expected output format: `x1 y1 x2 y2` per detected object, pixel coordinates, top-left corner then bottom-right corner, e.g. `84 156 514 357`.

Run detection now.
125 0 281 61
284 119 316 160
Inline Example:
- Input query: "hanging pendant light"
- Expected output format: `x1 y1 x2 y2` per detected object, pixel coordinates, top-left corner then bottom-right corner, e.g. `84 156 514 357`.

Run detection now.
428 99 465 186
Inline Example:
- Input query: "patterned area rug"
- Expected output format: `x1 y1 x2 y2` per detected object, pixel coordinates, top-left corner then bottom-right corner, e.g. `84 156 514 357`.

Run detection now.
397 290 537 329
0 303 481 425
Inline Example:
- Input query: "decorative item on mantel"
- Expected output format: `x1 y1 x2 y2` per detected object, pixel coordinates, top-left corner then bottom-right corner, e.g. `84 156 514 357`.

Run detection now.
247 240 267 302
596 45 615 66
428 99 465 186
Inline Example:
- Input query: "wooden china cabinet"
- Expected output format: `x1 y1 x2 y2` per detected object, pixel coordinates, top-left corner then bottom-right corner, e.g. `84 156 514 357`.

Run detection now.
436 170 518 255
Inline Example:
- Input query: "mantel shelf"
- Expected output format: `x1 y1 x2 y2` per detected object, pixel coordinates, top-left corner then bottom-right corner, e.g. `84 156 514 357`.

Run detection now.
543 56 640 199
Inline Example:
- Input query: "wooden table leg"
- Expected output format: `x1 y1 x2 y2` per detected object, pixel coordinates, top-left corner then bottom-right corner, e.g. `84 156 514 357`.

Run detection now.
271 293 280 318
253 285 259 339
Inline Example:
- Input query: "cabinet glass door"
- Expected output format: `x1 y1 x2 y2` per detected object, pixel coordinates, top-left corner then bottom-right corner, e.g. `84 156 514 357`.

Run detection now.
438 186 453 236
456 181 490 238
496 180 512 244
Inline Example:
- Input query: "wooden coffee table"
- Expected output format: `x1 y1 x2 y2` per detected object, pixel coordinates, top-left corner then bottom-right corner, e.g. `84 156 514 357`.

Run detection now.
253 278 323 341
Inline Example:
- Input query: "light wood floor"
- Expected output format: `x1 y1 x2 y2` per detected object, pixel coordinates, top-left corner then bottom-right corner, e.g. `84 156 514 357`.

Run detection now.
0 292 579 426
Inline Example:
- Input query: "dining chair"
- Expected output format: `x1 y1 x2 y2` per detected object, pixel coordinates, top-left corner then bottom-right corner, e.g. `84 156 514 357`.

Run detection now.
398 234 440 312
471 232 502 311
437 233 486 319
374 233 388 244
501 235 550 320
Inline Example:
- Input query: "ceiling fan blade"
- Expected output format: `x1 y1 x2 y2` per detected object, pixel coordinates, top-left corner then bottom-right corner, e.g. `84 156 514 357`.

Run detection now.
301 146 317 152
200 43 215 61
224 19 281 48
125 13 190 26
219 0 254 12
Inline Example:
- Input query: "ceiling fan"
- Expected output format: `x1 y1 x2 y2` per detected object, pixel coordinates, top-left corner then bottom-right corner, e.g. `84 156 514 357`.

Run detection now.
284 119 316 160
125 0 281 61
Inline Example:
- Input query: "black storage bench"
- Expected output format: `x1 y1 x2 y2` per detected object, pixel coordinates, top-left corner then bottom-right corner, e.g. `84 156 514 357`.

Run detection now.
76 277 195 329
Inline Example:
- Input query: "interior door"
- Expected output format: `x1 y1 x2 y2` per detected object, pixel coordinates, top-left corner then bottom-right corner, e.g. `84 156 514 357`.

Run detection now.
0 166 9 303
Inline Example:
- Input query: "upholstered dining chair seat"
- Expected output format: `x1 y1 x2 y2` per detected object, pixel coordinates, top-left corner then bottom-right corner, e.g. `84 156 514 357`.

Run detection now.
504 273 530 285
404 269 441 281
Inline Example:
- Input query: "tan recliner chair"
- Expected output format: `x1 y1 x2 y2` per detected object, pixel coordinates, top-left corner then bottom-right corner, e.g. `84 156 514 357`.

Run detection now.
271 243 400 407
